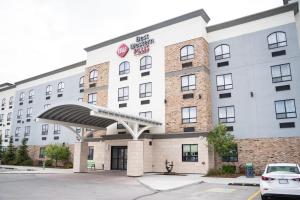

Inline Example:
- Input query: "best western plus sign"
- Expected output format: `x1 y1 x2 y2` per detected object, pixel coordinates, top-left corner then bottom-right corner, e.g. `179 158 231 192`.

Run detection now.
117 43 129 58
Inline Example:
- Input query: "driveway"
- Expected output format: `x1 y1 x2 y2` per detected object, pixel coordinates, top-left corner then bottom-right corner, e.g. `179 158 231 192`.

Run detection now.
0 172 262 200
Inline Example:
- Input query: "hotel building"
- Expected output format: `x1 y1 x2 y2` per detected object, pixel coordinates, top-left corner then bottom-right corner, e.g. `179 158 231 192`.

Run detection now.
0 1 299 176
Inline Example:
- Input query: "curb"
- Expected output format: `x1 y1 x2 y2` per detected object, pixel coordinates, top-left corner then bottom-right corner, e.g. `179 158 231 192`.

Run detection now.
228 183 260 187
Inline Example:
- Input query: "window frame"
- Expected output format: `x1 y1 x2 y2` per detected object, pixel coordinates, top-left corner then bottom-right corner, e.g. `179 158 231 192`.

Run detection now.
39 147 46 159
19 92 25 101
89 70 98 82
275 99 297 119
214 44 230 60
24 126 30 137
57 82 65 93
139 82 152 98
88 93 97 105
53 124 61 134
216 73 233 91
46 85 52 96
42 124 48 135
119 61 130 75
222 144 238 162
29 90 34 100
182 144 198 162
181 74 196 91
9 96 13 106
267 31 287 49
17 109 23 119
7 112 11 121
88 146 94 160
218 105 235 123
181 106 197 124
139 111 152 119
26 107 32 118
180 45 194 61
1 98 6 107
79 76 84 88
118 86 129 101
140 56 152 70
270 63 292 83
15 127 21 137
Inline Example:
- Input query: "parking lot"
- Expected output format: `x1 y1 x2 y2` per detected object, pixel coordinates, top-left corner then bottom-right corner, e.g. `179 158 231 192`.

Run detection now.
0 172 267 200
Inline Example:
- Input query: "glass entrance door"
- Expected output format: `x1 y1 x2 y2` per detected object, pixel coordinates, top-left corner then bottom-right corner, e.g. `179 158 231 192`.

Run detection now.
111 146 127 170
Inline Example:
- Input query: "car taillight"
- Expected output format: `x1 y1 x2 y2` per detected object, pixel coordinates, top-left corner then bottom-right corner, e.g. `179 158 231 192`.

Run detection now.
261 176 275 181
292 178 300 181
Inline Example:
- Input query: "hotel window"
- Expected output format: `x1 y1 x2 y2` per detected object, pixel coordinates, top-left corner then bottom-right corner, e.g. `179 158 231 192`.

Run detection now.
17 109 23 119
182 144 198 162
88 146 94 160
1 98 5 107
271 63 291 83
118 87 129 101
216 74 233 91
119 61 130 75
182 107 197 123
218 106 235 123
180 45 194 61
42 124 48 135
19 92 25 101
0 114 3 122
88 93 97 105
29 90 34 99
89 70 98 82
9 96 13 106
39 147 46 159
24 126 30 137
7 112 11 121
222 144 238 162
78 98 83 102
5 129 10 138
57 82 64 93
139 82 152 98
275 99 297 119
53 124 60 134
26 107 32 118
79 76 84 88
267 31 287 49
181 74 196 91
140 56 152 70
15 127 21 137
46 85 52 96
139 111 152 119
44 104 51 109
214 44 230 60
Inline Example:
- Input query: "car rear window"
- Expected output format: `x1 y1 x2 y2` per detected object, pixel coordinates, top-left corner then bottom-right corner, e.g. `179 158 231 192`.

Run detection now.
267 166 300 174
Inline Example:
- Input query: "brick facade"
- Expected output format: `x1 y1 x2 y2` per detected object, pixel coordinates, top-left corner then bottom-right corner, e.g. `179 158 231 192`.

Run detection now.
83 62 109 137
165 37 212 133
215 137 300 175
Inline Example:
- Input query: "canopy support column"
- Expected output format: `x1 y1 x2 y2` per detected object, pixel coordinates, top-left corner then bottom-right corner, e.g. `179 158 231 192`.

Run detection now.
127 140 144 177
73 141 88 173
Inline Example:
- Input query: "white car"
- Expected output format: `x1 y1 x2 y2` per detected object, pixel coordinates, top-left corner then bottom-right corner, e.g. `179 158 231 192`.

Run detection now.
260 163 300 199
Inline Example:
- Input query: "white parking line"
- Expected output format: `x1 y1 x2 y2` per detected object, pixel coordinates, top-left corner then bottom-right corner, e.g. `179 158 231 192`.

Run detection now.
205 188 236 193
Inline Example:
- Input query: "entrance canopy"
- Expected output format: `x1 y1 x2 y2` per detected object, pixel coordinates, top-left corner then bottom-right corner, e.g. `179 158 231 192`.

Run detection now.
35 102 162 140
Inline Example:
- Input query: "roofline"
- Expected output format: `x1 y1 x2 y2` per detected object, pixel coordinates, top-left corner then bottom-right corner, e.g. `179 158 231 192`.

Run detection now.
14 60 86 85
84 9 210 52
0 83 14 88
0 85 16 93
206 2 299 33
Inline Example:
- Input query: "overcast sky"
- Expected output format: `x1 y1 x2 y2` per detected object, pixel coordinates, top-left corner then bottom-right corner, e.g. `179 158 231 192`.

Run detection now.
0 0 282 83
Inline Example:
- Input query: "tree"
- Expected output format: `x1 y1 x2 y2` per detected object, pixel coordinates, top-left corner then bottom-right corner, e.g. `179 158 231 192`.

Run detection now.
45 144 70 167
14 138 32 165
0 134 3 161
207 123 236 157
2 136 15 164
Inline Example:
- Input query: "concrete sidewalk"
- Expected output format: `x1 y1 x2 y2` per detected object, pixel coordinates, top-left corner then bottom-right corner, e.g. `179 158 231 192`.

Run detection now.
0 165 73 174
138 173 260 191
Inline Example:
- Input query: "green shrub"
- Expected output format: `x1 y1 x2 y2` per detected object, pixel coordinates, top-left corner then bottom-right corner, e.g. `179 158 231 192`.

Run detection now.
206 168 222 176
64 162 73 169
21 159 33 166
45 144 70 167
44 159 53 167
221 165 236 174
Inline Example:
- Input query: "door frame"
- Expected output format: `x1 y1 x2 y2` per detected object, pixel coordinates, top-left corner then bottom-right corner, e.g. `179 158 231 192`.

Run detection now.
110 146 128 170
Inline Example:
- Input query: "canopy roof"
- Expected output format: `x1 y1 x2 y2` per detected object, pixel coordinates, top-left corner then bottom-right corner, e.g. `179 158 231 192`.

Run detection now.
35 102 162 130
